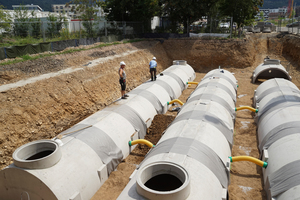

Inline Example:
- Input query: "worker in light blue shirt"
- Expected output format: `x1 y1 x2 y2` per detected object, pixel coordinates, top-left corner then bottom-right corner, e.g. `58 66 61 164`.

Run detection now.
149 57 157 81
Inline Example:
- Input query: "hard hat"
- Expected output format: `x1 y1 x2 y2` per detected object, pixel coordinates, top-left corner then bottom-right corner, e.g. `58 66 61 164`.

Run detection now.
120 61 126 66
153 57 156 60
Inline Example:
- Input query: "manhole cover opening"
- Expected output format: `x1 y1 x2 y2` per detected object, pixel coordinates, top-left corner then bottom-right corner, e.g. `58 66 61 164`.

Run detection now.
144 173 183 191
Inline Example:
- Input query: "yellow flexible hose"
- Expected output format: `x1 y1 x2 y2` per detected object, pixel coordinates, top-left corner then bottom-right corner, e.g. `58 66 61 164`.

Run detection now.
167 99 184 106
235 106 258 113
230 156 268 168
186 82 199 85
129 139 155 148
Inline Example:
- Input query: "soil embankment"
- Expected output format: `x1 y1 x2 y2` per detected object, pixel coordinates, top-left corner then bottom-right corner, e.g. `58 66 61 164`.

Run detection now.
1 33 300 199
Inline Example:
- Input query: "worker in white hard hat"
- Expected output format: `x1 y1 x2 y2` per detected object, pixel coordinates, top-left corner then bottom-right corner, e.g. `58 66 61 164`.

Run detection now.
149 57 157 81
119 61 129 99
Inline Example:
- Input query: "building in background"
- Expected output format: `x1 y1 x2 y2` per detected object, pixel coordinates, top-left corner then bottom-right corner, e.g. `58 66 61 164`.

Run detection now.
279 7 288 15
52 4 105 20
4 5 71 35
52 4 80 19
12 4 44 12
10 4 69 20
256 7 289 20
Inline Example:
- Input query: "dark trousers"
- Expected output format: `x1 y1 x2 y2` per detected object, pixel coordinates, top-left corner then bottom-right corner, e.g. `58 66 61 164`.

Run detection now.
150 68 156 81
119 79 126 91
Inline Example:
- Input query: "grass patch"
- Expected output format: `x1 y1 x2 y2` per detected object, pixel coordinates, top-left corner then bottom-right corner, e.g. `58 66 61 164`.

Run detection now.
0 35 81 48
21 54 32 61
0 39 145 66
123 38 144 43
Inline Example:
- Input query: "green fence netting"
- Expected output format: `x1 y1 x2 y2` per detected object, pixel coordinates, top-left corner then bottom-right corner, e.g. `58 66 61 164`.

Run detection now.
51 39 77 51
0 48 6 60
100 35 122 43
5 43 51 58
40 43 52 52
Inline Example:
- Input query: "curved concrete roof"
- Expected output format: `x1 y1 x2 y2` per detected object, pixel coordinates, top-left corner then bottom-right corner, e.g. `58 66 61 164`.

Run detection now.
254 78 300 199
252 59 291 83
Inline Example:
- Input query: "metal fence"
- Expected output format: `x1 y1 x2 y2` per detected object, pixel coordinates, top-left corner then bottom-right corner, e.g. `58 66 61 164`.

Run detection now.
0 20 144 41
277 17 300 34
242 17 300 35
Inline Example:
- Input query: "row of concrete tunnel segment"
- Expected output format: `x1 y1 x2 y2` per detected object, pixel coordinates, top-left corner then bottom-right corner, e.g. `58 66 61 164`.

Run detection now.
0 59 295 200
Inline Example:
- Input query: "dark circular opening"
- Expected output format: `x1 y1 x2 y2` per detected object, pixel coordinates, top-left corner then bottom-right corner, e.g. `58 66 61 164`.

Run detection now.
26 150 54 160
144 174 183 191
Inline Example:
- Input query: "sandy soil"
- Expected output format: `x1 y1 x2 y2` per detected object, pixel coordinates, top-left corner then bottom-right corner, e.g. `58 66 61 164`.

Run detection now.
1 33 300 199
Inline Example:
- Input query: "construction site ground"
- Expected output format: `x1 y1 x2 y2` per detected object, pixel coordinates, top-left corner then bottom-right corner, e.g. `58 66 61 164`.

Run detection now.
1 33 300 199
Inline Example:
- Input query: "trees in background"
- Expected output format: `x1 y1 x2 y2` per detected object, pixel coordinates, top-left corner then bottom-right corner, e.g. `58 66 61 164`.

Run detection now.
159 0 220 33
220 0 263 28
30 11 41 38
101 0 160 32
13 5 67 38
67 0 101 37
0 5 12 34
68 0 262 35
13 5 31 37
259 11 265 21
101 0 220 33
47 14 67 38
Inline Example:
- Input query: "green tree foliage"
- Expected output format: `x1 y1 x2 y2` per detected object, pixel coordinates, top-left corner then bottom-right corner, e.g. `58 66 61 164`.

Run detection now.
0 0 294 11
205 1 226 34
101 0 160 32
67 0 100 37
220 0 263 28
13 5 31 37
159 0 220 33
259 11 265 21
0 4 12 33
47 13 67 38
30 11 41 38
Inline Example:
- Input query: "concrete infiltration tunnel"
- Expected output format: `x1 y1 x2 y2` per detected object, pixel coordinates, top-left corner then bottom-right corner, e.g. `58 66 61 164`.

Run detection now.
1 34 300 199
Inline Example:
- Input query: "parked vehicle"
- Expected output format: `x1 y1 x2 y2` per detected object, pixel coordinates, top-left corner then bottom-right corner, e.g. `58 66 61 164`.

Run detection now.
219 23 229 28
286 21 300 27
254 21 276 32
265 22 274 26
189 24 203 32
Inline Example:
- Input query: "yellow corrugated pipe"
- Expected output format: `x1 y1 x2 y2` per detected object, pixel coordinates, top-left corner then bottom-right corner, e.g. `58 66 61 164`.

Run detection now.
186 82 199 85
129 139 155 148
229 156 268 168
167 99 184 106
235 106 258 113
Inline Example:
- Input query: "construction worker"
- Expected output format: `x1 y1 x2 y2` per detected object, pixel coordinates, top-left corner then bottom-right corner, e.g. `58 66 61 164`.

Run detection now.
119 61 129 99
149 57 157 81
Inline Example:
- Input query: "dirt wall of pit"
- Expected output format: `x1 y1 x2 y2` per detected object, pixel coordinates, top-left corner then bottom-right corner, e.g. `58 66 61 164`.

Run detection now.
162 38 256 72
0 34 294 169
282 35 300 65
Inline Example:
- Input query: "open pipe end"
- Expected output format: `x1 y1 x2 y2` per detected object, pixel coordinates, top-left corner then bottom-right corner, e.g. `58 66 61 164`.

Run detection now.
136 162 190 200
